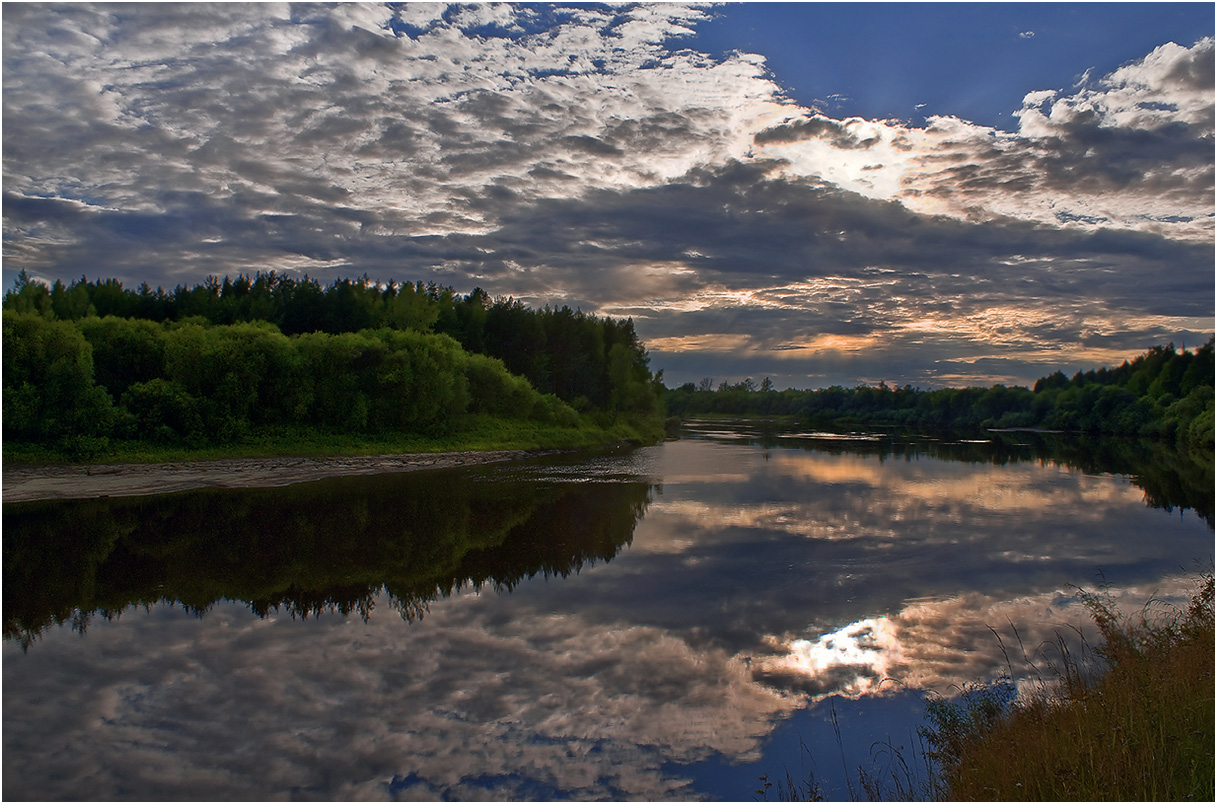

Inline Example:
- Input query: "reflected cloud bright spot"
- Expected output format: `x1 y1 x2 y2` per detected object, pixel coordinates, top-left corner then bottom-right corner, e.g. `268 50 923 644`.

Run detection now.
751 570 1206 704
754 617 902 698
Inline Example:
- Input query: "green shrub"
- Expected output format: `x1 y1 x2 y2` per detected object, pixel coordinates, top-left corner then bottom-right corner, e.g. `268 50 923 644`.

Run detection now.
120 379 204 443
2 312 115 440
464 352 541 419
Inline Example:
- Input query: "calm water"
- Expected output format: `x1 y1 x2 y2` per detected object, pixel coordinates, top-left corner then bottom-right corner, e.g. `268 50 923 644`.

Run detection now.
4 422 1212 801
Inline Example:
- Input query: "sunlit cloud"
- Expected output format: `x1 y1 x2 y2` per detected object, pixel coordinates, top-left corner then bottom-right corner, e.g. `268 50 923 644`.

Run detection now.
2 3 1211 389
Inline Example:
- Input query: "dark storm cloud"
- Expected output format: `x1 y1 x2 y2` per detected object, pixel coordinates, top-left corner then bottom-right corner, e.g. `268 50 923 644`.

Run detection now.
909 119 1213 201
471 161 1212 314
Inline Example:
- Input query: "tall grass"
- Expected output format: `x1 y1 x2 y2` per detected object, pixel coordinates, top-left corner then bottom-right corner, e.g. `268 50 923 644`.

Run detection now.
759 573 1215 802
931 573 1215 801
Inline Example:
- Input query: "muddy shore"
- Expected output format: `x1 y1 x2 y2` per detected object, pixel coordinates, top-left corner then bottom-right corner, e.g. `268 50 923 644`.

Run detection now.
2 450 539 503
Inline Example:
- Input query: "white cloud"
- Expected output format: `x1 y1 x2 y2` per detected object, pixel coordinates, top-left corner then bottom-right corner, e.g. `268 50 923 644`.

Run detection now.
897 37 1215 240
1 3 1211 388
1017 37 1214 135
5 5 1209 248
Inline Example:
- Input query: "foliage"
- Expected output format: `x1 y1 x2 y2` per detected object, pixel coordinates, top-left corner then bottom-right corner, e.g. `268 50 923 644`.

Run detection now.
2 311 624 459
666 341 1215 451
2 270 663 417
3 271 666 457
2 313 117 447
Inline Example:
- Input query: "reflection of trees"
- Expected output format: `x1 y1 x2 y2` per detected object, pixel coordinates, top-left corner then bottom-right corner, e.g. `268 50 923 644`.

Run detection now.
684 420 1214 528
3 469 652 650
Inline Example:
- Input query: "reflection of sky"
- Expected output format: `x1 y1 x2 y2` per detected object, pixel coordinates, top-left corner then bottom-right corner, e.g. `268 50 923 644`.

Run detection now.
3 438 1211 800
3 592 801 800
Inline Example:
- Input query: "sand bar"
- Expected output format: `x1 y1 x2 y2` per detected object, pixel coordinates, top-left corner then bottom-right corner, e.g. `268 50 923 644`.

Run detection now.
2 450 539 503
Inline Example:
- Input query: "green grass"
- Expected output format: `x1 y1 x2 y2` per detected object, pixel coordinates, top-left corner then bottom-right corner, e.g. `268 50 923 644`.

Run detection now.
2 413 664 465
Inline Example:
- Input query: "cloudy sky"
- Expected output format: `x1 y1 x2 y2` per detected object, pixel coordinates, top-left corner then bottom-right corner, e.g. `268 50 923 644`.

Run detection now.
3 2 1213 388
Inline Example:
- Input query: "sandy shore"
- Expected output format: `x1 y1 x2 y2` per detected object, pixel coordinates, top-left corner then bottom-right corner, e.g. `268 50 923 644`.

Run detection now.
2 450 539 503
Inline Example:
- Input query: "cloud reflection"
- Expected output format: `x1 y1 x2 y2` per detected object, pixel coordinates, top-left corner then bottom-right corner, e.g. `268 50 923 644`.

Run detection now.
3 438 1210 800
3 589 802 801
754 617 903 697
751 572 1204 704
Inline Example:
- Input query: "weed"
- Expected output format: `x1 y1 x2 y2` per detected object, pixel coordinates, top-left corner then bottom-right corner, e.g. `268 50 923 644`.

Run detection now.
942 573 1214 801
757 572 1215 802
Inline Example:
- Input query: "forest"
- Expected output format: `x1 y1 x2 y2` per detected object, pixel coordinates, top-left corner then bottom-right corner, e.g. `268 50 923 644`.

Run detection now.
2 271 665 458
665 340 1215 453
4 270 1213 460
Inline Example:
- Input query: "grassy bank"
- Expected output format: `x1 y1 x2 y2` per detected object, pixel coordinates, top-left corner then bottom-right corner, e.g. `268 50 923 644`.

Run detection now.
760 573 1215 802
929 573 1214 801
2 413 664 466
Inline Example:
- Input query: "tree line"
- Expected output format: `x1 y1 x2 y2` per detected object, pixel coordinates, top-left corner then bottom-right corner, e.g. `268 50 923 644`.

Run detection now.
666 340 1215 452
4 270 662 416
3 271 664 454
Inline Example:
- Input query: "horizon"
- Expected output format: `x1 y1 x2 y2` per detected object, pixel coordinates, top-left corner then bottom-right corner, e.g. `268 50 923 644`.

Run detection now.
6 267 1210 394
3 2 1213 390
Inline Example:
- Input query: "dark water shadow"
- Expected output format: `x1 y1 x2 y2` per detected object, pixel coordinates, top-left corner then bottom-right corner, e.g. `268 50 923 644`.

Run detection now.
3 463 654 650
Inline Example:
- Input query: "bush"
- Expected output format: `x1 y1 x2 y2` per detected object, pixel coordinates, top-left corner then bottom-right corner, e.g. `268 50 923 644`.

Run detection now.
120 379 204 443
78 316 168 398
2 313 116 440
531 393 581 428
464 352 542 419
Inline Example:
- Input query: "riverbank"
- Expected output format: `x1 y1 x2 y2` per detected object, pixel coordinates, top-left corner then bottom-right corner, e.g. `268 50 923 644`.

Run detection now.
2 449 547 503
934 573 1214 801
2 412 666 502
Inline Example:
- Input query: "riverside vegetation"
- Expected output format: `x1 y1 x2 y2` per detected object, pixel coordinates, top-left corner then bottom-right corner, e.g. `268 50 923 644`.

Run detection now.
759 574 1215 802
3 271 666 462
924 573 1215 802
6 271 1212 463
667 340 1215 455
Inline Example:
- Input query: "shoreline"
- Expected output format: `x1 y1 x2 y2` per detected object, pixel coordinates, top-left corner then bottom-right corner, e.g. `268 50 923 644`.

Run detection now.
2 450 542 503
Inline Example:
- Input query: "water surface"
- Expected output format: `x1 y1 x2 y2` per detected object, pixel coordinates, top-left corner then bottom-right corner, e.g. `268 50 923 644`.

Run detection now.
4 423 1211 800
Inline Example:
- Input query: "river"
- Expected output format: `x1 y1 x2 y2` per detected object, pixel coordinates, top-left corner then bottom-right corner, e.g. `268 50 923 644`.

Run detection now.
3 420 1212 800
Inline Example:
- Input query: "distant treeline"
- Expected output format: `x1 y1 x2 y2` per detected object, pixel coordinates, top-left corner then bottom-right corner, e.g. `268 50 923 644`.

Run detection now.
666 341 1215 452
2 271 664 454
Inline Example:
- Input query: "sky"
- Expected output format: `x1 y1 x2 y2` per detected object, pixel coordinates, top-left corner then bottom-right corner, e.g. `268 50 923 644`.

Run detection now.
2 2 1214 389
